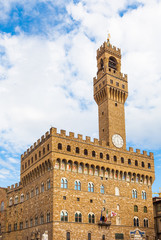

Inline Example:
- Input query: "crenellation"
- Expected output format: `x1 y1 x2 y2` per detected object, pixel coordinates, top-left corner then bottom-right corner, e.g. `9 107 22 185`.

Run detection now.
149 152 154 159
50 127 57 135
85 136 91 142
41 135 45 141
69 132 74 138
45 131 49 137
136 149 141 154
129 147 134 152
60 129 66 136
94 138 99 145
77 134 83 140
143 150 147 156
37 139 40 145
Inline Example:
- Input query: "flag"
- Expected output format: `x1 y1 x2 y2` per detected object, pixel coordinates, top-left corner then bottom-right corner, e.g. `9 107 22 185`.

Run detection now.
100 208 104 221
111 211 117 217
105 209 108 222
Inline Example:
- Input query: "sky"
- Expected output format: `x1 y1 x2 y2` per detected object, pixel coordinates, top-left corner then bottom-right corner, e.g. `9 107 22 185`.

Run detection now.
0 0 161 195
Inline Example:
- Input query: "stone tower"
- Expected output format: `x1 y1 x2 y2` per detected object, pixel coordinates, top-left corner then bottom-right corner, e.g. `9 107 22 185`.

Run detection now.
93 39 128 150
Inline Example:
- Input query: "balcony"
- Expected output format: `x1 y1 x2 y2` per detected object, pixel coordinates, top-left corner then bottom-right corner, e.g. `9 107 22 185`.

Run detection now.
98 220 111 228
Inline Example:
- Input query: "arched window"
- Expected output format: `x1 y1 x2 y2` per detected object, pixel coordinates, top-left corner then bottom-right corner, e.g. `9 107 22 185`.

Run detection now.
19 222 23 230
100 58 104 69
88 182 94 192
142 191 147 200
142 161 145 167
134 217 139 227
75 212 82 222
66 232 70 240
43 147 45 155
88 233 91 240
14 223 17 231
134 205 138 212
109 56 117 70
35 187 39 195
41 183 44 193
35 216 38 226
31 189 34 198
121 157 124 163
8 224 11 232
30 218 33 227
47 179 50 190
144 206 147 213
1 201 4 211
135 160 138 166
14 196 18 205
116 216 121 225
148 163 151 169
26 192 29 200
92 151 96 157
117 204 120 210
144 218 148 228
75 180 81 191
20 194 24 203
76 147 79 153
61 210 68 222
102 235 105 240
132 189 137 198
47 212 50 222
101 185 104 194
25 220 28 228
84 149 88 155
61 178 68 189
100 153 103 159
106 154 109 160
40 214 44 224
128 159 131 165
114 156 117 162
9 198 13 206
67 145 71 152
88 213 95 223
115 187 119 196
58 143 62 150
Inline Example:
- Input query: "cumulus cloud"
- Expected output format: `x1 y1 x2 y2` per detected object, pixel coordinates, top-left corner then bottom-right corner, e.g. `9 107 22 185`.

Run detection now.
0 0 161 189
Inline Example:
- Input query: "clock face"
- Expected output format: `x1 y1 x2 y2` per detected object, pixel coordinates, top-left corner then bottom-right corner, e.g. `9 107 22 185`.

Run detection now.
112 134 124 148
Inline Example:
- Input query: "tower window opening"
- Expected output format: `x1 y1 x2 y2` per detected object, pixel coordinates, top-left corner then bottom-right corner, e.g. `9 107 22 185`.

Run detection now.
100 58 104 70
128 159 131 165
110 79 113 84
114 156 117 162
148 163 151 169
76 147 80 154
135 160 138 166
106 154 109 160
142 161 145 167
100 152 103 159
116 82 119 86
84 149 88 155
121 157 124 163
109 56 117 70
115 103 117 107
92 151 96 157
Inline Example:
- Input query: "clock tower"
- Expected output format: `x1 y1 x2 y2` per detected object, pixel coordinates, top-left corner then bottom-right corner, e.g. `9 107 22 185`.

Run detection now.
93 38 128 150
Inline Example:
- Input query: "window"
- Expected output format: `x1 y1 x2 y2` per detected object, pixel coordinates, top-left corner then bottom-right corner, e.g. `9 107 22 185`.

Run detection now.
25 162 27 168
102 235 105 240
67 145 71 152
77 198 80 201
122 84 125 89
75 180 81 191
135 160 138 166
90 199 93 203
75 212 82 222
88 213 95 223
100 58 104 69
134 205 138 212
31 189 34 198
20 222 23 230
14 223 17 231
9 197 13 206
101 185 104 194
100 153 103 159
110 79 113 84
47 144 49 151
66 232 70 240
148 163 151 169
35 187 39 195
116 216 121 225
1 201 4 211
117 204 120 210
47 212 50 222
144 206 147 213
47 179 51 190
128 159 131 165
115 187 119 196
28 159 30 166
8 224 11 232
20 194 24 203
63 196 66 200
43 147 45 155
25 220 28 228
61 178 68 189
142 191 147 200
35 154 37 161
109 56 117 70
144 218 148 228
35 216 38 226
92 151 96 157
88 182 94 192
88 233 91 240
61 210 68 222
84 149 88 155
142 161 145 167
132 189 137 198
121 157 124 163
114 156 117 162
76 147 79 153
40 214 44 224
106 154 109 160
30 218 33 227
14 196 18 205
39 151 41 158
134 217 139 227
58 143 62 150
31 157 33 163
41 183 44 193
116 82 119 86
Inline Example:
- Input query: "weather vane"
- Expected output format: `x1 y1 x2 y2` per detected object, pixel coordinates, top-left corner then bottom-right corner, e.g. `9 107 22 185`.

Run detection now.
107 33 111 43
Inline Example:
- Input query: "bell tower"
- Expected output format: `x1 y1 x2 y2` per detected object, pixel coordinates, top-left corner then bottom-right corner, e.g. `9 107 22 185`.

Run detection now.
93 38 128 150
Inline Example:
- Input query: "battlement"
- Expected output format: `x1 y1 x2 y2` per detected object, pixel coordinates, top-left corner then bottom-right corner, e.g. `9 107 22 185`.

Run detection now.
97 41 121 59
7 182 22 192
93 71 127 85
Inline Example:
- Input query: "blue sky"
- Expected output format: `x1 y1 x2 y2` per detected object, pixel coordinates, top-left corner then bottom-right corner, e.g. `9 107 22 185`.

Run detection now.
0 0 161 196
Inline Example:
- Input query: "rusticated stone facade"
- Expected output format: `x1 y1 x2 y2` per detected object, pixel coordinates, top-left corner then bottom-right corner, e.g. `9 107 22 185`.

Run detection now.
0 39 155 240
